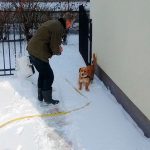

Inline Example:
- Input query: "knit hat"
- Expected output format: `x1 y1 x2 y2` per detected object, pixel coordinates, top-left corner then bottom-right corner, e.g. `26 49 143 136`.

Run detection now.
63 12 74 20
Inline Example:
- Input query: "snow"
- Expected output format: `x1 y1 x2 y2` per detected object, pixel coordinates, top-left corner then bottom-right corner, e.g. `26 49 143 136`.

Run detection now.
0 34 150 150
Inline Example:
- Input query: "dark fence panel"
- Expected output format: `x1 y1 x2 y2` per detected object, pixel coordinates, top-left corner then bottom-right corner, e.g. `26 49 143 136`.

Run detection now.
0 23 25 76
79 5 92 65
0 5 89 76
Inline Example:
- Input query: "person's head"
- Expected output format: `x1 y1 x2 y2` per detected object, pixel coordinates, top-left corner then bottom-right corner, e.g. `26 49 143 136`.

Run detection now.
63 12 75 29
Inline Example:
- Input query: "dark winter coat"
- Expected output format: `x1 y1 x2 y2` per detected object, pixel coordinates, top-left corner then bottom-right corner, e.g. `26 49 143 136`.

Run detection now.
26 19 65 62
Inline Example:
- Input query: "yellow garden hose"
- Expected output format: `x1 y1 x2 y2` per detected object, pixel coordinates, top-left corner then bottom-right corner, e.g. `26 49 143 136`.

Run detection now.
0 102 90 128
0 79 90 129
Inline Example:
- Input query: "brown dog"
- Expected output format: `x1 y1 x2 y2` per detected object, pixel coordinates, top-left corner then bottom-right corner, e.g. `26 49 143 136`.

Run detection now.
78 53 96 91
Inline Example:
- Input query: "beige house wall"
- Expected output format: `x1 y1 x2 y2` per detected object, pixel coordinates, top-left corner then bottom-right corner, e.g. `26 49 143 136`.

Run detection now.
91 0 150 119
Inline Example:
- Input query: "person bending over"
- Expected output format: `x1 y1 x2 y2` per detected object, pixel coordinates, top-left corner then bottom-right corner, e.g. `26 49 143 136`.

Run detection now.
26 13 74 105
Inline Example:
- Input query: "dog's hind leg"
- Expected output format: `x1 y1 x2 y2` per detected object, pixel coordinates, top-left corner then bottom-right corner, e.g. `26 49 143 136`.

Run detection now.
85 82 90 91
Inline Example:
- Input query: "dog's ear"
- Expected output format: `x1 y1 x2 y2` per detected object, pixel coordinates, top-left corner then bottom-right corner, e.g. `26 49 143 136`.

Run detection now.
79 68 81 72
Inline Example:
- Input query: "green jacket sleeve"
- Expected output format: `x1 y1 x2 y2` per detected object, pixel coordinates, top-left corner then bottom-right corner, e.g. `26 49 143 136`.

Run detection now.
50 32 62 55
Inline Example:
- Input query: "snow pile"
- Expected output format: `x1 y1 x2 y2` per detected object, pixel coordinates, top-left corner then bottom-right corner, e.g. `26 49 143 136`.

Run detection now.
16 55 34 78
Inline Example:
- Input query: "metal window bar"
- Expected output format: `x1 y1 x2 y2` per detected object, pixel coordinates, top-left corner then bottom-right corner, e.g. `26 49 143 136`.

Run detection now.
7 23 12 75
88 19 92 65
13 23 17 68
2 32 6 75
19 24 22 56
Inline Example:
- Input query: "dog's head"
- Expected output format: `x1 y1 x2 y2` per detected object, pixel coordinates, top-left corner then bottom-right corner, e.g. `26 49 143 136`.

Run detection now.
79 67 88 78
79 67 91 78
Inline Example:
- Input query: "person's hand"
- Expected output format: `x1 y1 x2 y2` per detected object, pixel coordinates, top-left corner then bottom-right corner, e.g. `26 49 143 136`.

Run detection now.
59 45 63 53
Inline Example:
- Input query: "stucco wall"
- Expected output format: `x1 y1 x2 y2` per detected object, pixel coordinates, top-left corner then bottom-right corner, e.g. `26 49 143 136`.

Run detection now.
91 0 150 119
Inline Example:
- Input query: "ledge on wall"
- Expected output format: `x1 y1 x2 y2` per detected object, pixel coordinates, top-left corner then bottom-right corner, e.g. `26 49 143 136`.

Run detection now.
95 64 150 138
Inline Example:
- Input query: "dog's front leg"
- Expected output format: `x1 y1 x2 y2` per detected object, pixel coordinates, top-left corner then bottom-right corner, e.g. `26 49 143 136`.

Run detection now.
79 81 82 90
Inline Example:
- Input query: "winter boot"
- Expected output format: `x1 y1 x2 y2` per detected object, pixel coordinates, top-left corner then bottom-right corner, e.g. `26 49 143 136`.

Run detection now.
38 88 43 101
42 89 59 105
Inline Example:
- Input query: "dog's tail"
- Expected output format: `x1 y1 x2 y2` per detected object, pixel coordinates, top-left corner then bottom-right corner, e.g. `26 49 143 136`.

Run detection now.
92 53 97 69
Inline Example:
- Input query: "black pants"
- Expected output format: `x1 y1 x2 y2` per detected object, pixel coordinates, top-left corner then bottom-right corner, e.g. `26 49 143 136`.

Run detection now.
63 29 69 44
29 55 54 90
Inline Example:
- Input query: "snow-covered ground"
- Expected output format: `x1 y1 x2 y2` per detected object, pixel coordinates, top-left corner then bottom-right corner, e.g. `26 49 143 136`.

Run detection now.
0 35 150 150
